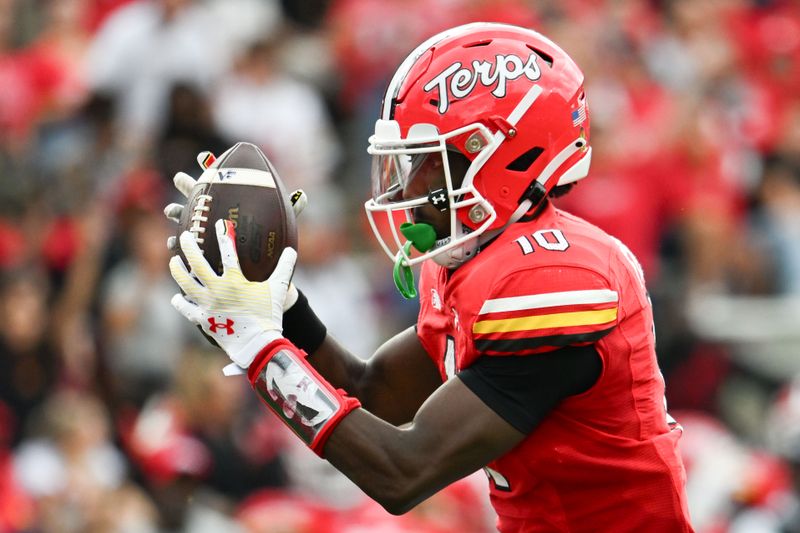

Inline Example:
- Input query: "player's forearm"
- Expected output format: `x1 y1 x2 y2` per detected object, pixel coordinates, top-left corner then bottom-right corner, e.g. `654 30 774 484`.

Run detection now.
311 327 443 426
281 290 369 395
284 297 440 425
322 409 453 515
306 334 369 397
282 326 417 424
306 335 421 424
320 377 509 515
244 339 449 512
245 338 518 516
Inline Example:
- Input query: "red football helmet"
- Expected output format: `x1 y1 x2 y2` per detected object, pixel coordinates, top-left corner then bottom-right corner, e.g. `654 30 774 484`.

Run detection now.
365 22 591 269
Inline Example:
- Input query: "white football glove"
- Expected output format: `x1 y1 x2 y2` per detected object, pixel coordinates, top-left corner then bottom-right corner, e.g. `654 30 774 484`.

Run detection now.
164 150 307 310
169 219 297 374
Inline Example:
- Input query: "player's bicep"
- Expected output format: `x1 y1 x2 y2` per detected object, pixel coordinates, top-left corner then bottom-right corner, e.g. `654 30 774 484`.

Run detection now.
358 326 443 426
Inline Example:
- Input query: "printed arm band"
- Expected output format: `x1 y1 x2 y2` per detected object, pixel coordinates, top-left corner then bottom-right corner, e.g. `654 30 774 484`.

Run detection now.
247 338 360 456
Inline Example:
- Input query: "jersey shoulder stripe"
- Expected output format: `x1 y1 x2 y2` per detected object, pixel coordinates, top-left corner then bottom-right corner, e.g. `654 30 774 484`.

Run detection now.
473 307 618 334
478 289 618 314
472 288 619 355
474 327 614 353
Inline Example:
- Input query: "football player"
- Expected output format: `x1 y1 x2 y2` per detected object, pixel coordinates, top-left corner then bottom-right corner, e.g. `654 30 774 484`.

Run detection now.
167 23 695 532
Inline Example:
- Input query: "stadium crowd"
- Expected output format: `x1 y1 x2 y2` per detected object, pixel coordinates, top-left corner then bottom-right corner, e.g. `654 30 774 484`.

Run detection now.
0 0 799 531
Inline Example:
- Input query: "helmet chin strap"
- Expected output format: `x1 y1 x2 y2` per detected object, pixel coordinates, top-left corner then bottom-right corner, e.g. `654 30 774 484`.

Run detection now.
431 224 477 269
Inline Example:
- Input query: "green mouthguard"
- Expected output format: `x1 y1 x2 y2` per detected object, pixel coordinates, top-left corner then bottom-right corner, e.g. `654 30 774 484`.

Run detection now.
392 222 437 299
393 242 417 299
399 222 436 253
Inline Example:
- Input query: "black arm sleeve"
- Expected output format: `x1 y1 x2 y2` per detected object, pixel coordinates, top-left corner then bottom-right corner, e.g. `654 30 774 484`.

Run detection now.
282 290 327 355
457 345 602 434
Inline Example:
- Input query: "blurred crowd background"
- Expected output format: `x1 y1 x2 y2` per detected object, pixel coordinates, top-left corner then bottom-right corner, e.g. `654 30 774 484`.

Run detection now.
1 0 799 531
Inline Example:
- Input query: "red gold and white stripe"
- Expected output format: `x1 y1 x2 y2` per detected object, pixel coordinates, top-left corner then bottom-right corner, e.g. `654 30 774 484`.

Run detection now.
473 289 619 354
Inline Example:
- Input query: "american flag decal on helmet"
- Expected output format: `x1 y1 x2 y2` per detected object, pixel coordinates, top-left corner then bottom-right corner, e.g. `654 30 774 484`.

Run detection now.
571 102 587 127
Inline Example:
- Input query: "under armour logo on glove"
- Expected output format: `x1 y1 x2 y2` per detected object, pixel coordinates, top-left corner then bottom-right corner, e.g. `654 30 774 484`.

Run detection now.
208 317 235 335
428 188 449 212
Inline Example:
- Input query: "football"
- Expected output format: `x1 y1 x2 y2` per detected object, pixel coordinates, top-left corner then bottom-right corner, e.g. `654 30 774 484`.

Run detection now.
177 142 298 281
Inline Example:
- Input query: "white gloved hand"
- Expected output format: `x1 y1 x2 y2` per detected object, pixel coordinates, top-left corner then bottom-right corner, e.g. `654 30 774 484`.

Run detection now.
169 219 297 372
163 150 210 241
163 150 306 310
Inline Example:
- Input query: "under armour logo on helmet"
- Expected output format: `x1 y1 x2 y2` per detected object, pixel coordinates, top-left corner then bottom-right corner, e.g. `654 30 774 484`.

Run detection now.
208 317 235 335
428 188 449 212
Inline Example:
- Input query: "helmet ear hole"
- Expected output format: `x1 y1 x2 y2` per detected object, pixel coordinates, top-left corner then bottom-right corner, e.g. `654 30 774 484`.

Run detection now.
506 147 545 172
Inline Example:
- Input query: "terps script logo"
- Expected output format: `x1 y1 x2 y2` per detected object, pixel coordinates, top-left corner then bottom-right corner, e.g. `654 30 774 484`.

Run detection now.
423 53 541 114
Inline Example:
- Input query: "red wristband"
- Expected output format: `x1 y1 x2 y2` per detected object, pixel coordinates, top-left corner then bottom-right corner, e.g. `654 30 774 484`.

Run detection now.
248 338 360 456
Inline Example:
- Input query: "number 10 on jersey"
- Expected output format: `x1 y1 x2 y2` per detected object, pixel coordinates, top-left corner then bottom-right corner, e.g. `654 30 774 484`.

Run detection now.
514 229 570 254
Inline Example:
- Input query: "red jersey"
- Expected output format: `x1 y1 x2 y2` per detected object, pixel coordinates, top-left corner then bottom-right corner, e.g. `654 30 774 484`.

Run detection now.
416 203 693 533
